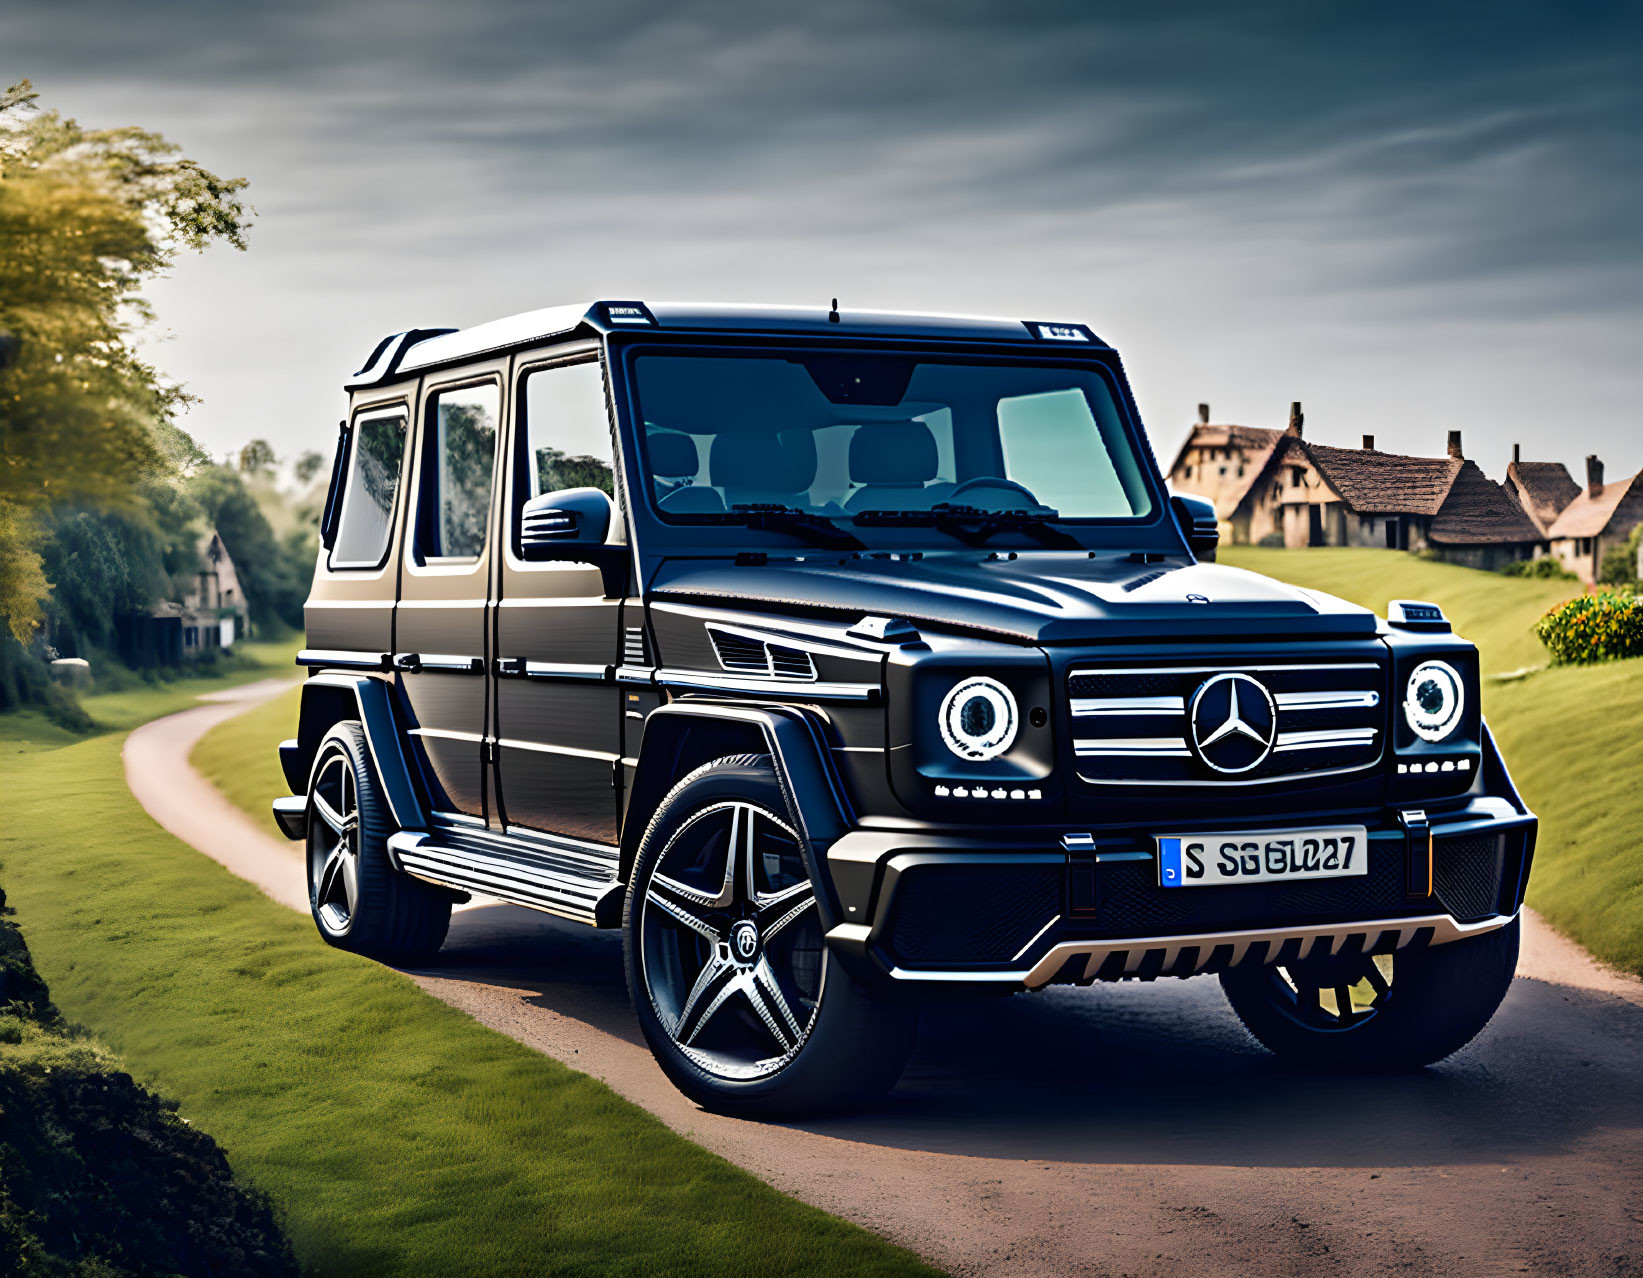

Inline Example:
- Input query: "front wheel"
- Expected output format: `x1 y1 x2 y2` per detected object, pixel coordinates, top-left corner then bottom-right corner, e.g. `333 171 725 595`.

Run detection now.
306 721 451 965
623 754 917 1116
1219 917 1519 1069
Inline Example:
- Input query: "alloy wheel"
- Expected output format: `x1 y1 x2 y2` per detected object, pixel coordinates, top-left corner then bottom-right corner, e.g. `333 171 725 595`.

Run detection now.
308 749 361 933
639 801 824 1081
1269 951 1395 1031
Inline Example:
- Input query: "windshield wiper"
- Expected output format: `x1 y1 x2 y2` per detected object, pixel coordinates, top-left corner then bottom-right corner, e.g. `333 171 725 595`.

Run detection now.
684 504 865 550
854 503 1080 549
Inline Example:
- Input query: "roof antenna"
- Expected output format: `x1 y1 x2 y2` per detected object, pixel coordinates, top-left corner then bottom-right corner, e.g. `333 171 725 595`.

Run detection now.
828 297 840 324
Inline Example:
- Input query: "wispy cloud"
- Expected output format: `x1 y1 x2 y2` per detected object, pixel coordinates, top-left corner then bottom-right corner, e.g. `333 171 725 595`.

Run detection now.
3 0 1639 474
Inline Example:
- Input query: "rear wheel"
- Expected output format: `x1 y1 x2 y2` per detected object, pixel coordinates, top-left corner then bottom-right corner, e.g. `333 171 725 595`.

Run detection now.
306 722 451 964
624 754 917 1116
1219 917 1519 1069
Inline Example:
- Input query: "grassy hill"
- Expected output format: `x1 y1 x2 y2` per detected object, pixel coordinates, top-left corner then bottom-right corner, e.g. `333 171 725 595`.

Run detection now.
1223 548 1641 974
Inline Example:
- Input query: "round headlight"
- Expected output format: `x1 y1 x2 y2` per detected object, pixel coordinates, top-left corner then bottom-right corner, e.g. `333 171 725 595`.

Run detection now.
939 676 1019 762
1404 660 1464 742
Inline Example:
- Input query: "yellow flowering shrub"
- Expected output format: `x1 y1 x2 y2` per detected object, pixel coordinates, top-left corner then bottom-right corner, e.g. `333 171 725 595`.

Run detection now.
1536 588 1643 664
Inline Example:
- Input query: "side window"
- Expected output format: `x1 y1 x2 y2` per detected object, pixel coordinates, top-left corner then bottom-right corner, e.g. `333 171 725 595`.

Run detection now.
420 382 500 561
518 361 618 539
331 409 408 568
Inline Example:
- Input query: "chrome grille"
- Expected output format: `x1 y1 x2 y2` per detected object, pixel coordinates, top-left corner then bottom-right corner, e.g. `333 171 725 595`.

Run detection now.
1069 660 1386 786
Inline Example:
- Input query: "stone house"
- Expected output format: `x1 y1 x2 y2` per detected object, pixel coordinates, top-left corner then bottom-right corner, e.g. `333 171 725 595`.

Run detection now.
177 529 246 656
1188 412 1544 570
116 528 248 668
1166 404 1284 542
1500 445 1581 537
1544 458 1643 585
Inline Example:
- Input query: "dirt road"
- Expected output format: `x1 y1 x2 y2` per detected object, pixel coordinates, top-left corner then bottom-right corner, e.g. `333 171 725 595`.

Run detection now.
125 684 1643 1277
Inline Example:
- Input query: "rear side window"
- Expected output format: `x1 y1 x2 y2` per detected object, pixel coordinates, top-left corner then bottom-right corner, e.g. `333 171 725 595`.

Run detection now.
331 409 408 568
420 383 500 561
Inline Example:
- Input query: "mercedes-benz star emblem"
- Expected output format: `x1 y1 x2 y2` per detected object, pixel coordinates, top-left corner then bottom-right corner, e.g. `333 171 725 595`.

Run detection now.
730 919 760 962
1188 672 1277 774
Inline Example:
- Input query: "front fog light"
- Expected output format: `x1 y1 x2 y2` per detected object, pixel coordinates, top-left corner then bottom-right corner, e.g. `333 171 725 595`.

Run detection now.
1404 660 1464 742
939 676 1019 761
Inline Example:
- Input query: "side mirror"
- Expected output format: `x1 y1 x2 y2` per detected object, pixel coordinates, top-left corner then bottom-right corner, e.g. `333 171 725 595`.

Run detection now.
1171 493 1219 562
520 487 613 558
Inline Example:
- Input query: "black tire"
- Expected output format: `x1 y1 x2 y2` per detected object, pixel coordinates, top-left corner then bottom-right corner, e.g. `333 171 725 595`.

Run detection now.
623 754 917 1117
305 721 451 965
1219 917 1519 1069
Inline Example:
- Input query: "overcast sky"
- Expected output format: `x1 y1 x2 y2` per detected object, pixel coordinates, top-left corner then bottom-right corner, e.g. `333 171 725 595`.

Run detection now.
5 0 1640 482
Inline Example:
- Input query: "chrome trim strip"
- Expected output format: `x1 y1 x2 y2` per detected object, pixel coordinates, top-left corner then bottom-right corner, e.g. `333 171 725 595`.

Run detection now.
519 660 611 682
495 736 620 763
297 648 386 670
1010 914 1064 963
1070 695 1185 717
415 652 485 673
410 727 485 743
1077 762 1378 787
1275 690 1381 710
1069 662 1381 679
656 668 879 702
430 808 486 827
868 911 1515 987
1274 727 1379 752
1074 737 1192 757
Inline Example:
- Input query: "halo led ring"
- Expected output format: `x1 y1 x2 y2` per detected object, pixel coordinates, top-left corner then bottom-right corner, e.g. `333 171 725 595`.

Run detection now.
939 676 1019 762
1404 660 1464 742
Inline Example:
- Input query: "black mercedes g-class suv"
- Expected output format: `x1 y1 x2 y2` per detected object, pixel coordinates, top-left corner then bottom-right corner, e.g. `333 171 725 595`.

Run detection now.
273 299 1535 1115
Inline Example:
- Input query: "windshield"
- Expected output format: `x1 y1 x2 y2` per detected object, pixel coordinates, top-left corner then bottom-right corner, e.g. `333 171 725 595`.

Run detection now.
629 350 1155 530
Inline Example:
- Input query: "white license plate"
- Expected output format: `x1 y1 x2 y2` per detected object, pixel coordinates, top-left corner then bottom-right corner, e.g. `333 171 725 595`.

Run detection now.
1155 827 1369 888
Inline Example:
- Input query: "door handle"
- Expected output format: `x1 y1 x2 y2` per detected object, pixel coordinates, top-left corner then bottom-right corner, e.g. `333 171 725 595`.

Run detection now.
495 656 525 677
393 652 423 674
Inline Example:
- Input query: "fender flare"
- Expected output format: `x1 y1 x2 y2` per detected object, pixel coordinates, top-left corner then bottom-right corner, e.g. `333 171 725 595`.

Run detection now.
278 673 427 832
621 701 854 933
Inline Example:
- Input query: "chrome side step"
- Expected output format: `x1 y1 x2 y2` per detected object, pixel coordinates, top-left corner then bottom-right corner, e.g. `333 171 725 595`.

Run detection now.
387 827 624 927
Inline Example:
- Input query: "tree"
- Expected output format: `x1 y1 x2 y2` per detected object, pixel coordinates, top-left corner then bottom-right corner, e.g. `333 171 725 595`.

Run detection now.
0 80 252 640
238 439 277 477
294 449 327 485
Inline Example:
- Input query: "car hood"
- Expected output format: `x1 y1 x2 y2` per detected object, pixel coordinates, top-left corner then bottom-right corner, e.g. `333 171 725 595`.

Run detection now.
649 554 1381 643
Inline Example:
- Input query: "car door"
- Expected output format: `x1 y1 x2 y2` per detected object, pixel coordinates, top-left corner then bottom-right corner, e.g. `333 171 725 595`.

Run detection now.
394 363 506 822
491 345 627 845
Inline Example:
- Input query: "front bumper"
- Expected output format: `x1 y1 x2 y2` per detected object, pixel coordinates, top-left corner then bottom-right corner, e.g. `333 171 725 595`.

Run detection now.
823 792 1536 989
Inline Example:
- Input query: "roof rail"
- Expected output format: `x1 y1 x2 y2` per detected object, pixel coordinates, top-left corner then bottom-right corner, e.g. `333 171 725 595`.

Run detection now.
344 327 458 391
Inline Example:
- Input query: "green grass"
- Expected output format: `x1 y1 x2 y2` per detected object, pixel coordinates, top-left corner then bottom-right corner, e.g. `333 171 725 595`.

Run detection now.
192 683 301 821
1 729 940 1276
1221 547 1578 684
1223 547 1643 974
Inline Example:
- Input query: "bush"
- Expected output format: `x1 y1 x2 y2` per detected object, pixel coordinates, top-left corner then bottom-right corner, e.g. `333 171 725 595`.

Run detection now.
1535 589 1643 665
1503 556 1577 580
0 887 298 1278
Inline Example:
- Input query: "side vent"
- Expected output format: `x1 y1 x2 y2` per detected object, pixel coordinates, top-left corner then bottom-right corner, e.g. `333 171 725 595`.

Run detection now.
768 645 816 679
706 626 818 681
623 626 649 665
